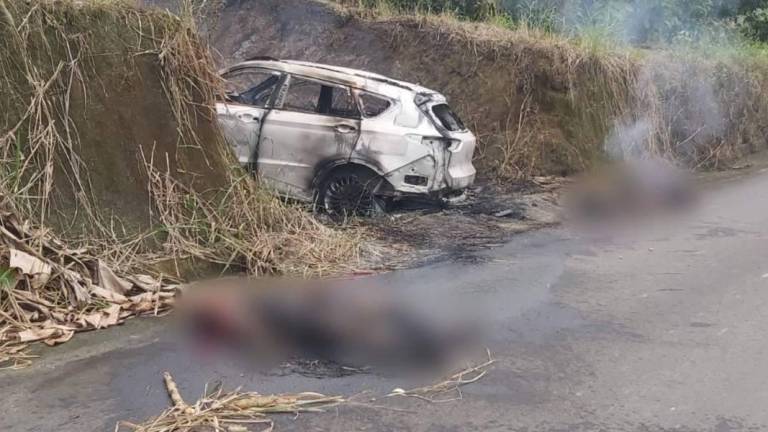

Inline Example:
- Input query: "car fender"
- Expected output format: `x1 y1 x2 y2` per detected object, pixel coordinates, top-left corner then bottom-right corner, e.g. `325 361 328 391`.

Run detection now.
312 158 393 194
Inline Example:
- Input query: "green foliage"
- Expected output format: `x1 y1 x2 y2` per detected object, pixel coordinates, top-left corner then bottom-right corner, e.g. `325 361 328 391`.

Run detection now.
347 0 768 44
735 1 768 42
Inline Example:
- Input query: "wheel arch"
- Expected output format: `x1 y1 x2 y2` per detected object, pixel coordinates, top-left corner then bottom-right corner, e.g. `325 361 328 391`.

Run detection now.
312 159 393 195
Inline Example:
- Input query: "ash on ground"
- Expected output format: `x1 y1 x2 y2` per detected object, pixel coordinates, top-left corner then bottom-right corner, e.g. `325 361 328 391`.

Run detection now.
368 177 562 268
270 358 371 379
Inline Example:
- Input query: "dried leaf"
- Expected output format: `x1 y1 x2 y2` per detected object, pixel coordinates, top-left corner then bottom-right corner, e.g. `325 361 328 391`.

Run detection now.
43 330 74 346
104 304 121 326
128 292 155 304
128 274 162 292
17 327 59 343
97 261 132 295
62 269 92 305
9 249 51 289
91 286 128 304
81 313 103 328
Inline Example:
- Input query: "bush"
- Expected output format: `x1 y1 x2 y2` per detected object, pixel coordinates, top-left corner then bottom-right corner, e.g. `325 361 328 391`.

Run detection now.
736 5 768 42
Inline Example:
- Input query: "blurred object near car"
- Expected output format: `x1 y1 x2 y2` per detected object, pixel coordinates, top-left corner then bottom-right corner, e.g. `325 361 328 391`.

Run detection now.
564 158 698 226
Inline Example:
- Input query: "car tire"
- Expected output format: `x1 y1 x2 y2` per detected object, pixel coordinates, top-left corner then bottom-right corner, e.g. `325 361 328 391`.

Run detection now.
317 167 389 218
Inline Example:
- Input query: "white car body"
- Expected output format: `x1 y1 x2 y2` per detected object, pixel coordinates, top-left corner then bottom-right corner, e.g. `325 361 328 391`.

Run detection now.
216 59 477 208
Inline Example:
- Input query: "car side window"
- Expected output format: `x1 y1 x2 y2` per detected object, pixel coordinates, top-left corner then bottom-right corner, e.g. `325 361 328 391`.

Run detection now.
359 92 392 117
283 77 323 113
282 76 360 119
326 87 360 118
223 69 281 108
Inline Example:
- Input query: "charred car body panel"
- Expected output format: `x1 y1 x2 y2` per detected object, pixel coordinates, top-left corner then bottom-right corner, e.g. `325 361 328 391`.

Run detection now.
216 59 476 207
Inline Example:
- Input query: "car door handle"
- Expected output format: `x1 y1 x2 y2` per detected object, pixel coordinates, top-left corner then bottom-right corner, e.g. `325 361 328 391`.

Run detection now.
334 124 357 134
237 113 260 123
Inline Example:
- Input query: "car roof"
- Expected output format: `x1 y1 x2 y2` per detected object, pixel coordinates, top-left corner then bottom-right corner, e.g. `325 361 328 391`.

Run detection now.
221 59 439 98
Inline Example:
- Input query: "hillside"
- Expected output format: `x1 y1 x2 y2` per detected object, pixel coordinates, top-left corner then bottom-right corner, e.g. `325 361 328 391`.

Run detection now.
197 0 768 178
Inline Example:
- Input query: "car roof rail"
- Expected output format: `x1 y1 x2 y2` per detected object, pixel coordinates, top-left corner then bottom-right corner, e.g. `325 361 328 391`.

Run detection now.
245 56 280 62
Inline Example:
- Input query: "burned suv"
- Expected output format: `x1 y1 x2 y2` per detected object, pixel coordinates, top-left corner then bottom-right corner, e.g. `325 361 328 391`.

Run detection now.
217 59 476 215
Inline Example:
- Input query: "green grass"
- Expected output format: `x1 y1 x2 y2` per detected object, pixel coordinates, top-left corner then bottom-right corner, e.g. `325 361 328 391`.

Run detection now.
340 0 768 58
0 267 16 290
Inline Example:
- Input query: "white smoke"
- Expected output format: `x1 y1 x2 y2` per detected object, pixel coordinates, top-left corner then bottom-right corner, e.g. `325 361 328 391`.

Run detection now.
604 53 730 161
528 0 743 162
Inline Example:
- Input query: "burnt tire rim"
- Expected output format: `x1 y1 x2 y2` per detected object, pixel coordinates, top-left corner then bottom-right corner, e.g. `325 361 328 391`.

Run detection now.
324 175 379 216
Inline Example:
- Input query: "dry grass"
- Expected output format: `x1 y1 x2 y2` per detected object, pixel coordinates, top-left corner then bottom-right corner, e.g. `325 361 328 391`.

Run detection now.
142 152 365 277
388 350 495 403
0 203 180 369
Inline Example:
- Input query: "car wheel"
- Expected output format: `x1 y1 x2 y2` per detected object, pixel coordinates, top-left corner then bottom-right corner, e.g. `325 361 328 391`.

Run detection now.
318 167 388 218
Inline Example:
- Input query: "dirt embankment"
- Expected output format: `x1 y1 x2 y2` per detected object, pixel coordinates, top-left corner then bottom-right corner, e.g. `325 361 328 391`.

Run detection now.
198 0 768 178
0 0 361 277
1 1 229 237
0 0 363 365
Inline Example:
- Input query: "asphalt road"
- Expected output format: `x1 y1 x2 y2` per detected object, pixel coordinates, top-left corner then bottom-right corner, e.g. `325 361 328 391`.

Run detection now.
2 168 768 432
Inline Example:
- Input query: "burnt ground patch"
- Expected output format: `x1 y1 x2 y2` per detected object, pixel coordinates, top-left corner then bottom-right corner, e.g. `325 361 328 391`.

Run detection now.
269 358 371 379
365 178 563 268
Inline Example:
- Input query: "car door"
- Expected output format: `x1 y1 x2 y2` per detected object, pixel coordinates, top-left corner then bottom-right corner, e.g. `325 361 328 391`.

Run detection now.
217 67 283 166
257 75 361 200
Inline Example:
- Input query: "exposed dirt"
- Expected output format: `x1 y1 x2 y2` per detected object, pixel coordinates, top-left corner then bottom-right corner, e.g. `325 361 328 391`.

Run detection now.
56 54 229 236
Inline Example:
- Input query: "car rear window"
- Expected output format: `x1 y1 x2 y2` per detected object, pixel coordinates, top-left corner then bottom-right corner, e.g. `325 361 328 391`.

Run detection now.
359 93 392 117
432 104 466 131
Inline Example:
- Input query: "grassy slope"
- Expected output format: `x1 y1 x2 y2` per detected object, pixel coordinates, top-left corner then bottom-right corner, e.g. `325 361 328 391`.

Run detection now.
352 7 768 176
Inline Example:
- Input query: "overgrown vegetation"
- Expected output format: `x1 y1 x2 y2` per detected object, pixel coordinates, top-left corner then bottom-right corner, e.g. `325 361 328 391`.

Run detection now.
0 0 363 365
343 0 768 45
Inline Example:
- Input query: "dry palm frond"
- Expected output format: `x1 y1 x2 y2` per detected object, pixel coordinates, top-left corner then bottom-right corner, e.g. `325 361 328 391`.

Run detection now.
116 372 346 432
0 206 179 366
